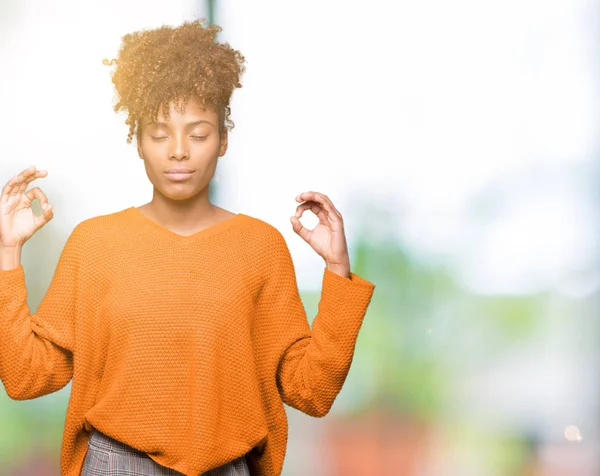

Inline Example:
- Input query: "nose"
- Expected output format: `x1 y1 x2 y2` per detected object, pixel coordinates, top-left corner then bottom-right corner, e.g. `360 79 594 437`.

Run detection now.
169 133 189 160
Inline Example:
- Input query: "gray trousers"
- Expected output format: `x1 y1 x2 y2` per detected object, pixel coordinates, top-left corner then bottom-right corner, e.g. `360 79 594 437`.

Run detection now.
81 427 251 476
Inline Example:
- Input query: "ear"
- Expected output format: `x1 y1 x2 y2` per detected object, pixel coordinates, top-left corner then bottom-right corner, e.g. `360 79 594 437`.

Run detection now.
218 128 228 157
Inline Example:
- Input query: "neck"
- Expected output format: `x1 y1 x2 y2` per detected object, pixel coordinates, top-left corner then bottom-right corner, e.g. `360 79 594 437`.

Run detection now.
145 189 218 228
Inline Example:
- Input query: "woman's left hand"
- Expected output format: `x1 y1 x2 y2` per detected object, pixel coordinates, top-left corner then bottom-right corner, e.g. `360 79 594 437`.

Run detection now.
290 191 351 277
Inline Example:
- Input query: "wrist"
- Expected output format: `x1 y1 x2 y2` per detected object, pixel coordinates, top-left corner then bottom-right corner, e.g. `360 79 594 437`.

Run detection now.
326 261 351 279
0 245 22 270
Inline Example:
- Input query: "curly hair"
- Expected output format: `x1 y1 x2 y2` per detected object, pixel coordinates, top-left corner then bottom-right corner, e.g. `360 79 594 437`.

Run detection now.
102 19 246 143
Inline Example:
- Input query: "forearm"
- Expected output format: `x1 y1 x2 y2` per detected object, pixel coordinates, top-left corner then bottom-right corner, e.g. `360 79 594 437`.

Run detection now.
277 332 358 418
277 268 376 417
0 303 74 400
0 264 74 400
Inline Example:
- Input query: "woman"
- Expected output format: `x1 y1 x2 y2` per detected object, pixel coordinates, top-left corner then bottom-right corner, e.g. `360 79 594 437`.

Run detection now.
0 19 375 476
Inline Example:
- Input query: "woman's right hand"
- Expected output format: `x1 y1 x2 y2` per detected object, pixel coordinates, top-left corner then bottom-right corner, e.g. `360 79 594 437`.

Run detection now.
0 166 53 248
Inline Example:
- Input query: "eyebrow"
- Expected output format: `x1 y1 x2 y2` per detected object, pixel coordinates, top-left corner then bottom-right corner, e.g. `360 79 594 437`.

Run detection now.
148 120 214 127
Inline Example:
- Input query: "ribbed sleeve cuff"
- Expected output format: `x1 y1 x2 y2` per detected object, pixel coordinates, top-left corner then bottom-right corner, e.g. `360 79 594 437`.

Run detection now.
0 264 27 307
322 266 376 297
314 267 376 342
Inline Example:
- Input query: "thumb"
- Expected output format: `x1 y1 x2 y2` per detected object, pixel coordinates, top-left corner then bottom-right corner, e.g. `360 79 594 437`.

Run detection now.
290 215 309 242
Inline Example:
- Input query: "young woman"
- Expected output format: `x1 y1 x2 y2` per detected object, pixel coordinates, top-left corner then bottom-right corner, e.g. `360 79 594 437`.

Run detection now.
0 20 376 476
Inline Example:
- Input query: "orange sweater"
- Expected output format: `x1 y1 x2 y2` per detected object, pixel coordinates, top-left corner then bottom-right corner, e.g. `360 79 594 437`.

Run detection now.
0 206 375 476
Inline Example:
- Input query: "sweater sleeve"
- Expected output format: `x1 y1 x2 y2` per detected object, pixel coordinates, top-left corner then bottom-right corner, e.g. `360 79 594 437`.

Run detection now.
0 224 83 400
256 228 376 418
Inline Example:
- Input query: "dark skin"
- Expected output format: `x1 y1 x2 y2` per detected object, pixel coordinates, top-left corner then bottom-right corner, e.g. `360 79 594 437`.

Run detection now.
135 99 232 236
0 98 352 278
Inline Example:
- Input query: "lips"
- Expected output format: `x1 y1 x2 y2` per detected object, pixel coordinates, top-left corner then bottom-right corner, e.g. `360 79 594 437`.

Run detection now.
164 170 195 181
165 168 194 173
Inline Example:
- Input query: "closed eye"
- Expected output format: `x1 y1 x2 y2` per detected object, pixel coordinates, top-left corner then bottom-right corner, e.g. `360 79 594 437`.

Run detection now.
150 136 207 141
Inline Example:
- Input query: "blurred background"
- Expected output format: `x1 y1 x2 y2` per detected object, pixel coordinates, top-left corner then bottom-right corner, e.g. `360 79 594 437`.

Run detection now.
1 0 599 474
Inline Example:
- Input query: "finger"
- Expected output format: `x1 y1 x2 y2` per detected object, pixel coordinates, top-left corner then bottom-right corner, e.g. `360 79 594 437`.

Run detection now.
295 202 324 216
25 187 53 228
1 174 26 202
295 202 328 224
297 192 342 225
314 192 343 220
24 187 49 208
34 201 53 229
321 193 343 219
290 215 311 242
18 169 47 196
1 169 46 206
296 191 340 217
1 176 18 205
8 166 38 197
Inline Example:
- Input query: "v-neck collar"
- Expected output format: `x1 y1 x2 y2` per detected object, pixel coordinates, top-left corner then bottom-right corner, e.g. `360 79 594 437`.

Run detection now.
126 206 245 243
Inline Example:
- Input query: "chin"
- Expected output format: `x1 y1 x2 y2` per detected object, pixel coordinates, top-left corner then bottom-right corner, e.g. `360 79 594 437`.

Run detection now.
157 183 205 201
164 190 196 200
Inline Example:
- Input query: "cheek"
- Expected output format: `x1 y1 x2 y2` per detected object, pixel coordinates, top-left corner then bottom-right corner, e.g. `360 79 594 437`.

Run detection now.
193 137 222 155
140 142 166 161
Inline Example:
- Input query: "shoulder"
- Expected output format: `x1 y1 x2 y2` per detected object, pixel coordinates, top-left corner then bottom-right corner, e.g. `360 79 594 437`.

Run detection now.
239 213 289 249
74 207 128 231
67 206 132 247
239 215 296 277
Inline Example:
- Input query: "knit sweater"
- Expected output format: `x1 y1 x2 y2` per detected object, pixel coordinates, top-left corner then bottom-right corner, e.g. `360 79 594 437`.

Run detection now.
0 206 376 476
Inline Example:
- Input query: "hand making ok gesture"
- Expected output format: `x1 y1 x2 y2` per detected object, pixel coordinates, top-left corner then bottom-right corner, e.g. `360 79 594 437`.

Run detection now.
290 191 351 278
0 166 53 248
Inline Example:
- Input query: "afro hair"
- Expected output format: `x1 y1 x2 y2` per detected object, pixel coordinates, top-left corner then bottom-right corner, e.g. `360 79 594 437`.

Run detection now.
103 19 246 143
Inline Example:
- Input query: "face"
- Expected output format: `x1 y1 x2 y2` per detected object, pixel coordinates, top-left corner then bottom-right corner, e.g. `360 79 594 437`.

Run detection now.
136 99 227 202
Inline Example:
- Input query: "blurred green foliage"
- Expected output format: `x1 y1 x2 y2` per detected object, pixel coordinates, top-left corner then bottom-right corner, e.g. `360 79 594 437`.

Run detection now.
316 223 546 424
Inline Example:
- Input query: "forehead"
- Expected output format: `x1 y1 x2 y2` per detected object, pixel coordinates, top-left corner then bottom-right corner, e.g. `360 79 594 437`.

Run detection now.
144 99 219 126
